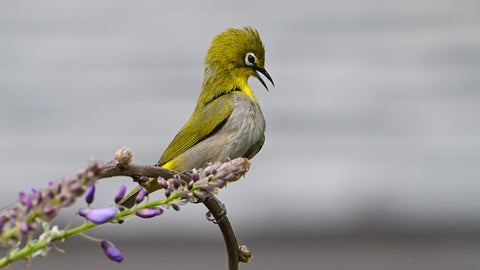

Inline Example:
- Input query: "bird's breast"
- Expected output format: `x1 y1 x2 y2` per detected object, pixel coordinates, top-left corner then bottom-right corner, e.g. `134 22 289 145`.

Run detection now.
219 92 266 158
170 92 265 172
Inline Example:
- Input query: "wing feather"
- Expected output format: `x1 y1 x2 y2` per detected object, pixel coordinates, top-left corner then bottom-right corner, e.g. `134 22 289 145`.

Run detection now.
157 94 234 166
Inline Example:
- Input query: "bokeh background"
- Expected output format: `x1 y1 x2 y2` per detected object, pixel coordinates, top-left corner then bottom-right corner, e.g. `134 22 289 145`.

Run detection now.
1 0 480 269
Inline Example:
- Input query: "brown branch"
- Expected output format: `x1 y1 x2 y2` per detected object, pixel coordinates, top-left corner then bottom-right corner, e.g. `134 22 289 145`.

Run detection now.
96 159 243 270
98 160 191 182
1 148 249 269
203 196 240 270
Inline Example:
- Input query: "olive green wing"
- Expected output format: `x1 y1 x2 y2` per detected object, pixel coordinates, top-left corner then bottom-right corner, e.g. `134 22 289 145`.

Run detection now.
157 94 234 167
244 136 264 159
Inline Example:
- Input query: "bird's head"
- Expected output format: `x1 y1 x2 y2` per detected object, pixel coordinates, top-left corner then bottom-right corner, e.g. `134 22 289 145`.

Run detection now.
204 27 274 91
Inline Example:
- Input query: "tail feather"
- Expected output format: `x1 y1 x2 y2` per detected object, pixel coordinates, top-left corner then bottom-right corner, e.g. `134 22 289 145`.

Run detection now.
119 186 141 209
118 177 164 209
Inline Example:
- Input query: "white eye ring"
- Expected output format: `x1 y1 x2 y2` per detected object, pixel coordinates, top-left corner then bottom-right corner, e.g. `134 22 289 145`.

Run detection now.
245 52 256 66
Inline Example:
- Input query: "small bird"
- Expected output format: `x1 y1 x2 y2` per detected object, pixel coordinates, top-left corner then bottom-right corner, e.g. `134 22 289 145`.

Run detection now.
120 27 273 208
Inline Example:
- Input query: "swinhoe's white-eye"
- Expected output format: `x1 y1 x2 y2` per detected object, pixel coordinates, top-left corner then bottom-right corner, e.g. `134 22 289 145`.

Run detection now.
120 27 273 208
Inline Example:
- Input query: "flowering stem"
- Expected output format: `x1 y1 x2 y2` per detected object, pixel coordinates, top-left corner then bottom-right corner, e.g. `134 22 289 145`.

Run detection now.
0 193 183 268
58 193 182 240
1 224 19 242
0 148 251 269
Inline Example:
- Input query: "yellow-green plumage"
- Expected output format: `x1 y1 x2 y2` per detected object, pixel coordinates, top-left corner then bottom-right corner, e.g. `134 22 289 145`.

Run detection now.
120 27 273 208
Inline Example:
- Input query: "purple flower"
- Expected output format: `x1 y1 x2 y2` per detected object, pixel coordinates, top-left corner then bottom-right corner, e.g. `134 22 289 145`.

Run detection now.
114 185 127 203
135 187 147 204
0 218 4 232
135 208 164 218
19 192 33 209
42 205 59 221
78 206 116 224
68 182 85 196
59 193 75 207
19 192 26 203
101 240 124 263
173 175 182 189
157 177 169 189
20 221 29 235
85 185 95 204
212 179 225 187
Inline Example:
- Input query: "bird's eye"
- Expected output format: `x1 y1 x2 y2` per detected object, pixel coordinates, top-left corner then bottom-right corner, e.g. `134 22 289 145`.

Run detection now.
245 52 256 66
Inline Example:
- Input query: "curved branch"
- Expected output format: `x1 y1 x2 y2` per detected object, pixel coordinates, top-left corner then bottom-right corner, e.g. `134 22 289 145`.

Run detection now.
97 160 242 269
203 196 239 270
98 160 191 182
1 151 248 269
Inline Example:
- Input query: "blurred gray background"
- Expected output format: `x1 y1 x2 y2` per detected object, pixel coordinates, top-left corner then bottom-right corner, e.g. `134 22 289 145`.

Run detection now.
1 0 480 269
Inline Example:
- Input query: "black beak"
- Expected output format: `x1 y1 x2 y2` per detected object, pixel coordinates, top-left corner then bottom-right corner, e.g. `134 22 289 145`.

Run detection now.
254 67 274 91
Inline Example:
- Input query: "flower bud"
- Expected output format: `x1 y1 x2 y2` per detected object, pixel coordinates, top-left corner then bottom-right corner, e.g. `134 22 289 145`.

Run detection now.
114 185 127 203
239 245 252 263
101 240 124 263
216 158 250 181
20 221 29 235
173 179 180 189
191 172 199 182
87 159 104 174
42 205 59 221
19 192 33 210
115 147 133 166
135 187 147 204
60 194 75 207
19 192 26 203
172 175 186 189
135 208 164 218
157 177 169 189
171 203 180 211
78 206 116 224
68 182 85 196
85 185 95 204
180 193 193 200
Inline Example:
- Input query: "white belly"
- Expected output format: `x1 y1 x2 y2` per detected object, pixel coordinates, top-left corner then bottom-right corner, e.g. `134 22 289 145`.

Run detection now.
219 93 265 159
175 92 265 171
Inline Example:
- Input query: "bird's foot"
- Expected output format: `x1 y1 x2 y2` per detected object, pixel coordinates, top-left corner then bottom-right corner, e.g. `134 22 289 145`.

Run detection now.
205 197 227 224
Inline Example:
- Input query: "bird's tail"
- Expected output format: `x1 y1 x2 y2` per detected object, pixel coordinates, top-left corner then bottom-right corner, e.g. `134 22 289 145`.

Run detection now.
119 177 164 208
118 186 141 209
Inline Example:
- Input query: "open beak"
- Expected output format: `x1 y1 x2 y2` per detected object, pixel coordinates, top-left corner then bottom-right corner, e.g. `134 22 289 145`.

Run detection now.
254 67 274 91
